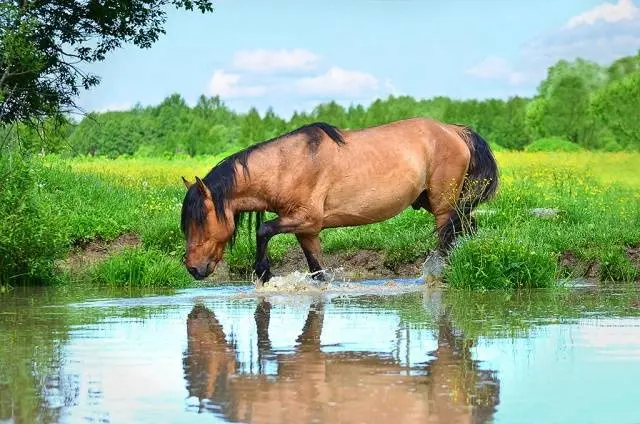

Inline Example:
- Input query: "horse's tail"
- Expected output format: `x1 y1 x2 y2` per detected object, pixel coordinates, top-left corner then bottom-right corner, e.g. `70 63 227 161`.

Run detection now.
438 126 499 251
459 126 499 210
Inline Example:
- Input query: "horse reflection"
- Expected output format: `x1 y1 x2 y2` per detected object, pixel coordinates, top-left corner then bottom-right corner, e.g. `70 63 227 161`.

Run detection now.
183 299 499 423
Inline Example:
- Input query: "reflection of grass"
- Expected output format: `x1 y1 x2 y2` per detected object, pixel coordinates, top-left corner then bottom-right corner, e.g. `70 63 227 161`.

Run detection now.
332 292 437 329
334 284 640 339
445 285 640 339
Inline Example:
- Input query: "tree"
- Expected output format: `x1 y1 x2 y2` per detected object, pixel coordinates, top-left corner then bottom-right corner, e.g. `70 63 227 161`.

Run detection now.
0 0 214 127
592 72 640 150
537 58 607 99
607 51 640 83
542 75 591 144
527 57 607 148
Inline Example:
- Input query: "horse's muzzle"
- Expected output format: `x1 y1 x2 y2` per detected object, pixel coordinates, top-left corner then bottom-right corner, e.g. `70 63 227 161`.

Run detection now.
186 260 218 280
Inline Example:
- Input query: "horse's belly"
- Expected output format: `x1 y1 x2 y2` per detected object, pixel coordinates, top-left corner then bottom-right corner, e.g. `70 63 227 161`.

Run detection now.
322 177 423 228
319 136 429 228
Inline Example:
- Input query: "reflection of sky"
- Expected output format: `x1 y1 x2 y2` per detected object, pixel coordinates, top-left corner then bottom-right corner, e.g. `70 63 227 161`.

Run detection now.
477 318 640 424
55 292 640 424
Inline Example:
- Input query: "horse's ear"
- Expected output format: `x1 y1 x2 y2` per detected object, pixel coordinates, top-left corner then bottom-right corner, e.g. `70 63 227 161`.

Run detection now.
195 176 210 198
181 176 193 189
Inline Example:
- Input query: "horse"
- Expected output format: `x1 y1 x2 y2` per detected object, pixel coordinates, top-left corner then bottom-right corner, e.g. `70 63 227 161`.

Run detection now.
180 117 499 285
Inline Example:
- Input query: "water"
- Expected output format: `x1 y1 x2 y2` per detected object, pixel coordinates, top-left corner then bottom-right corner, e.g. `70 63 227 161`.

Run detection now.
1 279 640 424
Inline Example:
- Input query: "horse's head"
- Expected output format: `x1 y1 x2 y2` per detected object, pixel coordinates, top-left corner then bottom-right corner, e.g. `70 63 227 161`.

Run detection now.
180 176 233 280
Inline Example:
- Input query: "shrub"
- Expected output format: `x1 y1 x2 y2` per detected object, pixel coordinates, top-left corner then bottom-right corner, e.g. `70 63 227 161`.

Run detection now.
524 137 583 152
0 153 67 285
488 142 508 152
602 140 624 152
444 233 558 290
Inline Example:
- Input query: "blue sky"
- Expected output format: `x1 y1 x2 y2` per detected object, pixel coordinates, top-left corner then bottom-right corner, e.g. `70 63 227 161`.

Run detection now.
76 0 640 118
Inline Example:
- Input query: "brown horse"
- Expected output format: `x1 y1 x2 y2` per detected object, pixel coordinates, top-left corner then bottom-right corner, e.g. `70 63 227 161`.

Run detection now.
180 117 498 284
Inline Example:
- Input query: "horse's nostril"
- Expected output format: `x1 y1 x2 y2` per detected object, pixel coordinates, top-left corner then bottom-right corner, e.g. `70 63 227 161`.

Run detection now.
188 266 199 277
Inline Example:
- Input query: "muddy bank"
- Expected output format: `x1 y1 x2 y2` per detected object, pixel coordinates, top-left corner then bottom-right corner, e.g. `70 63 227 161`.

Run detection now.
56 233 141 274
216 248 426 282
57 232 640 284
560 245 640 282
56 233 426 282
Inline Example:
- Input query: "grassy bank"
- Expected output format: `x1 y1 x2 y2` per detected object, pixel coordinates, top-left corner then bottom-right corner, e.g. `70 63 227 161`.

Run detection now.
2 151 639 289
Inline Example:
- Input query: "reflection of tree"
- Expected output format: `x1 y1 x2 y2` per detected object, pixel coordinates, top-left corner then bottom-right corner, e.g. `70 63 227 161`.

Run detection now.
0 287 174 424
183 298 500 423
0 288 70 424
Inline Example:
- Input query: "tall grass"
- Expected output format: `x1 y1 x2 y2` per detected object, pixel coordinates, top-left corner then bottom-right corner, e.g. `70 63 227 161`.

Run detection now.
3 151 639 289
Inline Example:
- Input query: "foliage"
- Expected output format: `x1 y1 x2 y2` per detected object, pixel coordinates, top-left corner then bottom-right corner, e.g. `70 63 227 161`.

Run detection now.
524 137 583 152
0 0 214 126
55 53 640 158
0 155 149 286
591 72 640 151
0 150 66 284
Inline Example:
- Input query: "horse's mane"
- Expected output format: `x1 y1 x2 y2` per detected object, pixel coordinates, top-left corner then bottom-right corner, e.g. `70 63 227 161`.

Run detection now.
181 122 346 248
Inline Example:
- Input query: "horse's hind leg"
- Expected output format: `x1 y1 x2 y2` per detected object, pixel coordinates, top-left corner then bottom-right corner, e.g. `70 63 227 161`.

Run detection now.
429 165 471 254
296 233 327 281
422 164 469 283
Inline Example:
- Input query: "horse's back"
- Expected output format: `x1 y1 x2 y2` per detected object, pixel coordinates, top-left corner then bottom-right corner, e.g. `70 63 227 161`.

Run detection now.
319 117 468 227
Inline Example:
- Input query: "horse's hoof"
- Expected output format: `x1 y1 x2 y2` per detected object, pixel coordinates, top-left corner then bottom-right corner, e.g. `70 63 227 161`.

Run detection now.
254 270 272 288
421 251 446 284
311 269 328 282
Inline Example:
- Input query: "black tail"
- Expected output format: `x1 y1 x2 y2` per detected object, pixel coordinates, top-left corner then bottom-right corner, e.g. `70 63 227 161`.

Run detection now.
461 128 500 208
437 127 499 252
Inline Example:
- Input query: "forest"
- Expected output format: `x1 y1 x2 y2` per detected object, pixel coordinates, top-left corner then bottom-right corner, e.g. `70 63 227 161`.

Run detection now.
9 52 640 158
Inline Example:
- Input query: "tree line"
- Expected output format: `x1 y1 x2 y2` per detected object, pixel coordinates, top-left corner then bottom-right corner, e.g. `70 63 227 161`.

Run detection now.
9 52 640 157
16 51 635 158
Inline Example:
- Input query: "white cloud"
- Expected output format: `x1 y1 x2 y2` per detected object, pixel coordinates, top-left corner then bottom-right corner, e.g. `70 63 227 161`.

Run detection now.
565 0 639 29
464 56 528 85
232 48 320 73
384 79 402 96
202 48 396 114
294 66 380 98
205 69 267 99
466 0 640 87
95 102 132 113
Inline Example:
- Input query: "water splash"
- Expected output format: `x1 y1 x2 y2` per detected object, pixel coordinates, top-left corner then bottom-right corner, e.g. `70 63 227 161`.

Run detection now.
245 267 427 298
253 267 348 293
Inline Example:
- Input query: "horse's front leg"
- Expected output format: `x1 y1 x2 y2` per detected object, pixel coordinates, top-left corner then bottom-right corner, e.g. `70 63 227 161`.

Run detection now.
295 233 327 281
254 215 321 287
254 219 280 285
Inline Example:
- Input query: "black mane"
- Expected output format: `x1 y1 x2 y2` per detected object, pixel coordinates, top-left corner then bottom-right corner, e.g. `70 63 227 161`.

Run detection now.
180 122 346 248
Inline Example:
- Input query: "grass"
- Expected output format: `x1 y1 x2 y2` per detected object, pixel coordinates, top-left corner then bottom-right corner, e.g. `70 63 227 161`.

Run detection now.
85 247 192 288
6 150 639 289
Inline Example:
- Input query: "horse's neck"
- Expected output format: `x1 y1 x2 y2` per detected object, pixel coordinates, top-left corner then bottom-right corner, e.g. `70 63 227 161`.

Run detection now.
229 175 270 214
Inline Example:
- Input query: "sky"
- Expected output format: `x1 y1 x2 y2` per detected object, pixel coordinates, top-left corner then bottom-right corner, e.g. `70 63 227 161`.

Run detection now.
76 0 640 118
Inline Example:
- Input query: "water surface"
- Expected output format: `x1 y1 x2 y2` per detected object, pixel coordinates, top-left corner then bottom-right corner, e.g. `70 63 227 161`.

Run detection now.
1 280 639 424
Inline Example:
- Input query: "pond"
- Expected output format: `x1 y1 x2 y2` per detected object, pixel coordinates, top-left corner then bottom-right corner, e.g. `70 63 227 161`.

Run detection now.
1 279 639 424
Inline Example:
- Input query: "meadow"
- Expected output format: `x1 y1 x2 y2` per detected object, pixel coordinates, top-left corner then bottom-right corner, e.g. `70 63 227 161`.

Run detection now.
12 149 634 290
2 26 639 291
